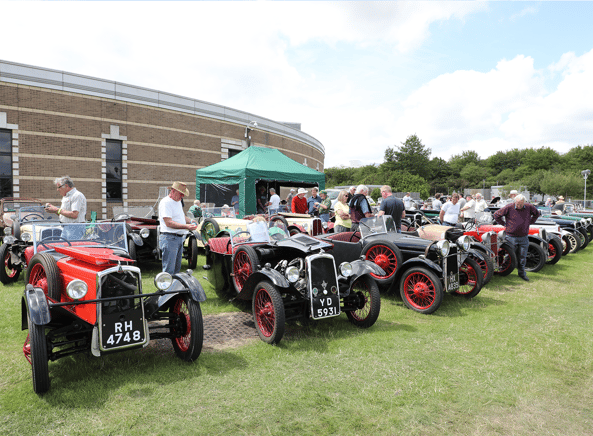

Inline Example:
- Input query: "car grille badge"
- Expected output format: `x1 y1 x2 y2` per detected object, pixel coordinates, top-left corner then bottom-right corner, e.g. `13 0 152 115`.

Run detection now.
321 280 328 295
117 261 123 274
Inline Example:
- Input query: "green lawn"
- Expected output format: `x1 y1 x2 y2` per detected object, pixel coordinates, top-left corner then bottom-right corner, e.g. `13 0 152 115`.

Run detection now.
1 249 592 436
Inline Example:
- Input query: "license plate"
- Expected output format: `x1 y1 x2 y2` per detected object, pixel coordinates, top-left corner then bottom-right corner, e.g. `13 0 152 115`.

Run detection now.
312 294 341 319
101 309 146 350
445 255 460 291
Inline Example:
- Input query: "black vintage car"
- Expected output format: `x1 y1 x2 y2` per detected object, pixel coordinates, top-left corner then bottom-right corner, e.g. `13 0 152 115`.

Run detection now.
22 222 205 394
322 216 484 314
204 221 383 344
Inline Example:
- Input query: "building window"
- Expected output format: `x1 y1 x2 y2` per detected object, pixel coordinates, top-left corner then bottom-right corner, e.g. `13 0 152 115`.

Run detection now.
106 139 122 202
228 148 242 158
0 129 12 198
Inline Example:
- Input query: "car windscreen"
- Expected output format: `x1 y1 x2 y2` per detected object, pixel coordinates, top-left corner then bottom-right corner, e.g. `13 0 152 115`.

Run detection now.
30 222 127 253
18 205 58 222
359 215 391 239
203 207 236 218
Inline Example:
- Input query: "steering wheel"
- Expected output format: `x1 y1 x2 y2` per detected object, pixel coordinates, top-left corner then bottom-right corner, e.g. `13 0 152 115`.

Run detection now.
204 212 214 218
22 213 46 222
39 235 72 250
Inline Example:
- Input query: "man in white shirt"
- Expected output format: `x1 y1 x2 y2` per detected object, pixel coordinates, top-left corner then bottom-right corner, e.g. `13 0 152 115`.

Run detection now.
267 188 281 214
439 193 461 226
402 192 413 210
159 181 197 274
460 194 476 222
45 176 87 239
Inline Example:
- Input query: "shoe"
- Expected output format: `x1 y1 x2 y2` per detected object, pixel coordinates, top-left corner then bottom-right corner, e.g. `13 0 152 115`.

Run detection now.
519 274 529 282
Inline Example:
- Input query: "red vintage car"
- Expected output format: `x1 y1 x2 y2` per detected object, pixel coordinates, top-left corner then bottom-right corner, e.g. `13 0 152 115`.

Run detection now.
22 222 205 394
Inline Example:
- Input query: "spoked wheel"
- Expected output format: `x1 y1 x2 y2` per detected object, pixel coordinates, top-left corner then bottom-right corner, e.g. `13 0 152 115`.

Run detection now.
576 228 589 250
231 245 260 293
188 237 198 269
362 241 403 286
345 275 381 328
546 238 563 264
454 257 484 298
0 243 21 284
26 314 50 394
494 243 517 276
565 231 581 254
170 294 203 362
26 253 61 301
200 219 220 244
252 281 285 344
467 251 493 285
525 242 546 272
399 267 443 314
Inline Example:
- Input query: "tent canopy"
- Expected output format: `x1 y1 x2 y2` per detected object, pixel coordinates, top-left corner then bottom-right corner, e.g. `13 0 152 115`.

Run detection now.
195 146 325 218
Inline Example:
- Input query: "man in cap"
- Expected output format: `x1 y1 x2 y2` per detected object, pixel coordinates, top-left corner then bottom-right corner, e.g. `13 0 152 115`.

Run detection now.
509 189 519 199
292 188 308 214
553 195 566 212
158 182 197 274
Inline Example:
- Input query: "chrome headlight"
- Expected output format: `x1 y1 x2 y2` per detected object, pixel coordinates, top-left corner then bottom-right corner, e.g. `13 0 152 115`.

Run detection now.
154 272 173 290
436 240 450 257
456 235 471 252
139 228 150 238
4 227 12 236
285 266 300 283
66 279 88 300
21 232 32 242
339 262 353 277
580 218 587 226
497 230 506 240
481 232 491 243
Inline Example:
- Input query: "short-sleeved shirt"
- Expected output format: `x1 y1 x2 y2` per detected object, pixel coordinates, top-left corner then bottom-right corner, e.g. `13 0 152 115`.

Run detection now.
60 187 87 223
379 195 405 229
441 201 460 224
292 196 308 214
334 201 352 228
269 194 281 210
159 196 187 236
307 195 321 214
231 195 240 212
463 199 476 219
319 198 331 214
402 195 412 209
432 199 442 211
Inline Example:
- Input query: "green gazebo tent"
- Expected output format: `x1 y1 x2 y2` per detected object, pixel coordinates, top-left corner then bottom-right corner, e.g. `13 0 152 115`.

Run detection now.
195 146 325 218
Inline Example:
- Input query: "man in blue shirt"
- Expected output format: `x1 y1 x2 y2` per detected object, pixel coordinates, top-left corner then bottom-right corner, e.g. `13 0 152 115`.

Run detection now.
307 187 322 215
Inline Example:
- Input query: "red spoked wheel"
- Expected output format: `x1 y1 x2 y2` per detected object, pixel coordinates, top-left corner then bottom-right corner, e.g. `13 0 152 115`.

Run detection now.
26 253 61 301
454 257 483 298
231 245 260 293
546 238 563 264
494 243 517 276
252 281 285 344
170 294 203 362
399 267 443 314
362 241 403 285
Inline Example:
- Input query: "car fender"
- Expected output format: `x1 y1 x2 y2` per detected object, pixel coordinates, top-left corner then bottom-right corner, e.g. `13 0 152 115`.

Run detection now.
22 284 51 329
157 273 207 308
348 258 384 281
469 242 495 259
129 232 143 247
238 268 290 301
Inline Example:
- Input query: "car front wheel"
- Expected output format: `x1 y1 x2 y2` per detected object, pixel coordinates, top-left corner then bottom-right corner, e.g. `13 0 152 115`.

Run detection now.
454 257 483 298
546 238 563 264
252 281 285 344
345 275 381 328
26 314 50 394
494 243 517 276
170 294 203 362
525 242 546 272
0 243 21 284
26 253 61 301
399 267 443 314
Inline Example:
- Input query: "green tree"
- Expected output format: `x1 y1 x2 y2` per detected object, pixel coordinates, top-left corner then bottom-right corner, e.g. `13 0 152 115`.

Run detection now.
539 171 583 199
448 150 481 178
522 147 561 172
384 134 432 179
460 163 491 188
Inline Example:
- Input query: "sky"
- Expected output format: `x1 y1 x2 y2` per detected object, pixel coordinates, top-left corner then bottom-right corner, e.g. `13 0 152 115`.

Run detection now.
1 1 593 169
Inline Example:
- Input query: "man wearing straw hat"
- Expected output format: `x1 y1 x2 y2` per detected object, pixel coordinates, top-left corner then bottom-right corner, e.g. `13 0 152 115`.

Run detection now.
158 181 197 274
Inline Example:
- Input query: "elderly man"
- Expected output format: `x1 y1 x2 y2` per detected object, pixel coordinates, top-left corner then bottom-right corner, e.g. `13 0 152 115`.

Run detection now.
439 193 461 226
45 176 87 239
460 194 475 222
159 182 197 275
346 186 356 203
292 188 308 214
349 184 373 231
377 185 405 232
493 194 540 281
188 200 202 218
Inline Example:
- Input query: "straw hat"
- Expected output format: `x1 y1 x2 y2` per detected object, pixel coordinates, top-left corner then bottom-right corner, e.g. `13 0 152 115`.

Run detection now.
170 181 190 196
297 188 308 195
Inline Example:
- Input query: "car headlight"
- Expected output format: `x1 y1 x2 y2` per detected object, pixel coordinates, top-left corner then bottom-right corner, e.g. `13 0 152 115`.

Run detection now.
66 279 88 300
456 235 471 252
497 230 506 241
3 235 15 244
154 272 173 290
139 228 150 238
4 227 11 236
21 232 32 242
436 240 450 257
580 218 587 226
285 266 300 283
339 262 353 277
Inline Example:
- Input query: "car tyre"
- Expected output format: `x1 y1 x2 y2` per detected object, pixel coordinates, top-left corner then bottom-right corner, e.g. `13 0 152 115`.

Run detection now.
200 218 220 244
26 253 61 301
345 275 381 328
546 237 563 264
576 227 589 250
252 281 285 344
565 231 581 254
467 250 493 285
454 257 483 298
27 314 50 394
231 245 260 294
170 294 203 362
127 238 137 261
0 243 21 284
399 267 443 314
362 241 403 286
494 243 517 276
188 236 198 269
525 242 546 273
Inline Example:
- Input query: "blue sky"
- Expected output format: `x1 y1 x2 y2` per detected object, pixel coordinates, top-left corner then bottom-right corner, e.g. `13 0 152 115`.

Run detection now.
1 1 592 169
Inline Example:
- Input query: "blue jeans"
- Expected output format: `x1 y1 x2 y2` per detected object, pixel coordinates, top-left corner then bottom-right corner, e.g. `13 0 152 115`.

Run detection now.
506 235 529 276
160 233 185 275
320 213 330 223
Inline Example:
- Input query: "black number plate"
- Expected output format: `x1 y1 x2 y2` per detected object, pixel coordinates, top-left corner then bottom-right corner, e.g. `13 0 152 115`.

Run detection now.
312 294 341 319
101 309 146 350
445 255 460 291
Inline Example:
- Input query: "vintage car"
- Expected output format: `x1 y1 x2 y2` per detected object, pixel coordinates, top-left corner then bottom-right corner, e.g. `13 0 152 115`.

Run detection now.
204 220 382 344
21 222 206 394
195 206 253 248
268 212 325 236
536 215 588 253
1 205 60 284
322 215 484 314
0 197 44 232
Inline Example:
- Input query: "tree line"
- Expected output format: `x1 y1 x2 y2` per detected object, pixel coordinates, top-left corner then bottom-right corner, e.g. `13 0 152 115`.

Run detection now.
324 134 593 200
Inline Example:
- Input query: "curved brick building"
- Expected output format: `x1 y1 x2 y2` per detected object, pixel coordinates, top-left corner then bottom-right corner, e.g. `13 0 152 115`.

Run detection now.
0 60 325 219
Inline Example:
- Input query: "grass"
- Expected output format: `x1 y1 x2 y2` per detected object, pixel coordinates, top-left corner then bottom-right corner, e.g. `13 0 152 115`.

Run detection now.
1 250 592 435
